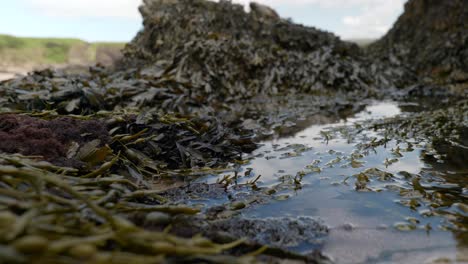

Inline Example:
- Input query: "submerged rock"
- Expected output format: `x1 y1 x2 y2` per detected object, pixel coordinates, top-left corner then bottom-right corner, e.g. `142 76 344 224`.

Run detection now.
208 216 328 248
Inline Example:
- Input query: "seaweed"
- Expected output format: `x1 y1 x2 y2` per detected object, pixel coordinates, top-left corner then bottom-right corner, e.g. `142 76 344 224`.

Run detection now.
0 153 249 263
0 0 467 262
0 114 109 167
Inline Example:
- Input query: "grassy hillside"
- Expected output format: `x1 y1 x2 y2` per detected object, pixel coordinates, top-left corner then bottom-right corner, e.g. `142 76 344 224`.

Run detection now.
0 34 125 69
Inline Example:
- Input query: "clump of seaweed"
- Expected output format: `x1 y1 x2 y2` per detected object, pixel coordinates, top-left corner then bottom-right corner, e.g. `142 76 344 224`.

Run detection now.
0 109 256 170
0 114 109 167
0 153 252 264
107 111 256 170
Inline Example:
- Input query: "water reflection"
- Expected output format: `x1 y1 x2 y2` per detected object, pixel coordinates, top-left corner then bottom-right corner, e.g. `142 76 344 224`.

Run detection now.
214 101 467 263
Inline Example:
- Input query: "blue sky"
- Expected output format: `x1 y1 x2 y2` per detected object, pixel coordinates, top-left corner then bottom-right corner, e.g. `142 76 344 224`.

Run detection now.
0 0 406 42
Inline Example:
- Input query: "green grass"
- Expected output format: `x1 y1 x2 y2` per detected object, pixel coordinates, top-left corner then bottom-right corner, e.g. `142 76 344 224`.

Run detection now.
0 34 126 67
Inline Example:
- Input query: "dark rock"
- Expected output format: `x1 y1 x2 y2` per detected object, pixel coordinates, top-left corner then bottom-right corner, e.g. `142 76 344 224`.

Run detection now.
369 0 468 87
207 216 328 248
250 2 280 21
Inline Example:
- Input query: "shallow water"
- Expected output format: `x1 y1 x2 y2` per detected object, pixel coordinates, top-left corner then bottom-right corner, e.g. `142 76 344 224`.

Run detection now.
200 101 468 263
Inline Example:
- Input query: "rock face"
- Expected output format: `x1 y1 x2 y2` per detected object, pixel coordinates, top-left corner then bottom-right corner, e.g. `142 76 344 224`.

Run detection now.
369 0 468 86
250 2 280 20
121 0 412 100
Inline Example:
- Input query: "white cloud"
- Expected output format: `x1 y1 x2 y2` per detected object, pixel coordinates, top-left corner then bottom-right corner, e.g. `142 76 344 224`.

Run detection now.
342 17 361 27
22 0 405 39
22 0 142 19
224 0 405 39
225 0 400 9
339 0 406 39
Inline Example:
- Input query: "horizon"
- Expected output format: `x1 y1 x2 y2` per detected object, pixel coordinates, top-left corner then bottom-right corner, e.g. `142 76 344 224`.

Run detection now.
0 0 406 42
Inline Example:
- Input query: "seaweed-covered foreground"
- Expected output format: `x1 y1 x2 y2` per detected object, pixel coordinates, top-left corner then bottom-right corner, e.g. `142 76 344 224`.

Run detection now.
0 153 240 263
0 0 467 263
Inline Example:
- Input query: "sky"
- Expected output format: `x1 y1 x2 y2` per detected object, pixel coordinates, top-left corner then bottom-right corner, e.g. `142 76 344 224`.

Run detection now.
0 0 407 42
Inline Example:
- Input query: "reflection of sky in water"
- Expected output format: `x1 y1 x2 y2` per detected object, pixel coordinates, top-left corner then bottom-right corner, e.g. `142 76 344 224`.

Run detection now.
199 101 464 263
355 102 402 120
263 101 403 148
250 101 419 184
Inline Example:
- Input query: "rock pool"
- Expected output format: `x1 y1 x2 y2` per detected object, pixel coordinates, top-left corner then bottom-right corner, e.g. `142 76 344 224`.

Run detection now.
193 101 468 263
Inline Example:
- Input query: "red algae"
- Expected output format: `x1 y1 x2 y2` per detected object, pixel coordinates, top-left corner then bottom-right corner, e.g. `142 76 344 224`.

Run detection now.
0 114 109 166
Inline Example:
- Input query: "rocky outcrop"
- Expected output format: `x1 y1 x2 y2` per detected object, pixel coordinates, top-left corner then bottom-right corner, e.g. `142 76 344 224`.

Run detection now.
369 0 468 87
120 0 413 100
